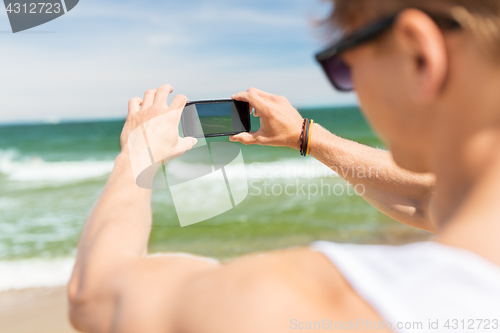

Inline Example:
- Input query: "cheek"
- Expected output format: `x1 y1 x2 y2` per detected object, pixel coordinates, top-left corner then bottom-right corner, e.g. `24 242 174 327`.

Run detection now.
351 56 407 144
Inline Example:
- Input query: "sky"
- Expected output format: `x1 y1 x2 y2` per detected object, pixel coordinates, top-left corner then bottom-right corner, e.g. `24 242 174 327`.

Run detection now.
0 0 358 124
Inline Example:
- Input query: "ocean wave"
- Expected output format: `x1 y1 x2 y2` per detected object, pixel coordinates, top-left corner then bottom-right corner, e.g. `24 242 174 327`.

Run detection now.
0 148 338 184
0 258 75 292
0 149 115 182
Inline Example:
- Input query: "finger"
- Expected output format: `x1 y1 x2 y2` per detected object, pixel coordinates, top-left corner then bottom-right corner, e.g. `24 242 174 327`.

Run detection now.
179 137 198 151
252 106 259 117
232 93 259 117
232 91 252 102
231 91 268 116
231 92 254 115
168 103 188 125
231 89 249 100
229 132 260 145
128 97 143 114
246 87 274 100
142 89 157 109
232 88 273 100
154 84 174 106
170 94 189 111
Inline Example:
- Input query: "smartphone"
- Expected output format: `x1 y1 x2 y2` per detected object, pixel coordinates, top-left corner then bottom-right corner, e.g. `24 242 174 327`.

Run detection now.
181 99 251 138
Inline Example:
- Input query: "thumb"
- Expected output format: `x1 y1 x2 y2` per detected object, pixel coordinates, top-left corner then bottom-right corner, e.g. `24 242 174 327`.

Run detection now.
229 132 259 145
178 137 198 152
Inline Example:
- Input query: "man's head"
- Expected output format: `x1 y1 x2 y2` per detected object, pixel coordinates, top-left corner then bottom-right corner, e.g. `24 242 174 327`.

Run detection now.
326 0 500 173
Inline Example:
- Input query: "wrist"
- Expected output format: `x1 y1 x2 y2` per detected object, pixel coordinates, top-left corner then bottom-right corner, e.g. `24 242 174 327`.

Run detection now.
290 135 302 151
296 120 317 156
114 150 153 196
116 150 131 164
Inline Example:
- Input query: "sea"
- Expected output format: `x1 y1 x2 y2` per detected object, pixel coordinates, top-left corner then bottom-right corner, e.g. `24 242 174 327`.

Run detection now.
0 106 427 292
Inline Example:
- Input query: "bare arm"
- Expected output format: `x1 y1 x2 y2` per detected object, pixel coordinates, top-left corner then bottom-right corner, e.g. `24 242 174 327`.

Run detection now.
68 84 198 332
309 124 436 231
67 151 152 332
230 88 436 232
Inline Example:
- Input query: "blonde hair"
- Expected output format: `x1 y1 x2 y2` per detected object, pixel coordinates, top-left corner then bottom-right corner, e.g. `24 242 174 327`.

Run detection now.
328 0 500 54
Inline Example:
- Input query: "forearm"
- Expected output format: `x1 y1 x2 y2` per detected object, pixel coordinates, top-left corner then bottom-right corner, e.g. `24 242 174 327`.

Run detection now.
69 152 152 300
229 86 437 231
309 124 436 231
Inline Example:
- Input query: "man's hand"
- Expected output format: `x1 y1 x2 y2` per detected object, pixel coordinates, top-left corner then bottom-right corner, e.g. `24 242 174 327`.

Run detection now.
120 84 197 160
230 88 304 149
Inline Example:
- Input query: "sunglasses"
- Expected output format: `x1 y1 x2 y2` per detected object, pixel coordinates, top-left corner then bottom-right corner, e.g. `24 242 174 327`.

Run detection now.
315 11 461 92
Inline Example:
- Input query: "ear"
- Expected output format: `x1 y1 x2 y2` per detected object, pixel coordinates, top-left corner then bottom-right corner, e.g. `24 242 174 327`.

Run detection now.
393 9 448 103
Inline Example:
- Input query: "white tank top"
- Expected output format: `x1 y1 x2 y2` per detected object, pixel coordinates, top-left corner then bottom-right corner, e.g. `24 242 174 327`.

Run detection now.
311 241 500 333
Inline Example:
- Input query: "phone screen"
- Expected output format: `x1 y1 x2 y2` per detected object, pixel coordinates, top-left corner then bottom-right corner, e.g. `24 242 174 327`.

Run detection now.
181 100 251 138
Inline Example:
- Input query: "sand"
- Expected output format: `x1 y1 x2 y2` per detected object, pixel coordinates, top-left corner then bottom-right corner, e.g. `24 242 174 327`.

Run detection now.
0 287 77 333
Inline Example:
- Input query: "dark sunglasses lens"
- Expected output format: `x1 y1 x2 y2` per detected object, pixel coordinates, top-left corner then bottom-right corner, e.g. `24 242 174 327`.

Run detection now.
323 56 353 91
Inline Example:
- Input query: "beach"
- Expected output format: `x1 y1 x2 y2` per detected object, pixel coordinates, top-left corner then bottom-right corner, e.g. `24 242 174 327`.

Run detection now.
0 107 432 332
0 287 76 333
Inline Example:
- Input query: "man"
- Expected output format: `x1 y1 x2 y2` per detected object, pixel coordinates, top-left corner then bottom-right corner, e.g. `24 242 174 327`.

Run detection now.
68 1 500 332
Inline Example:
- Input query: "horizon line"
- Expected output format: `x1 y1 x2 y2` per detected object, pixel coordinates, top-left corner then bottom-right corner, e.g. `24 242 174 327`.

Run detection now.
0 103 359 127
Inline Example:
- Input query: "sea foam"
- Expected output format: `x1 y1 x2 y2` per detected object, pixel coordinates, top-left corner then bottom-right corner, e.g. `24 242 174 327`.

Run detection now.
0 258 75 292
0 149 338 184
0 149 115 183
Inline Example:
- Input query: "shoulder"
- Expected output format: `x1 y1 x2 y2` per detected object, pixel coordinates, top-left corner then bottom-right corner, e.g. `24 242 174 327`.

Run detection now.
171 247 387 333
88 247 387 333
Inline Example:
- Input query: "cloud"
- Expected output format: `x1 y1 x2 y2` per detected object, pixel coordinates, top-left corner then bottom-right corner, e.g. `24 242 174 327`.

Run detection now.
0 0 356 123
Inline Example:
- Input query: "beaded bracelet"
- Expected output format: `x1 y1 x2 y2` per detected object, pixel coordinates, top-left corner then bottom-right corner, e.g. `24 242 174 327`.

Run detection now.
299 118 308 156
300 119 314 157
306 119 314 156
303 119 311 156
